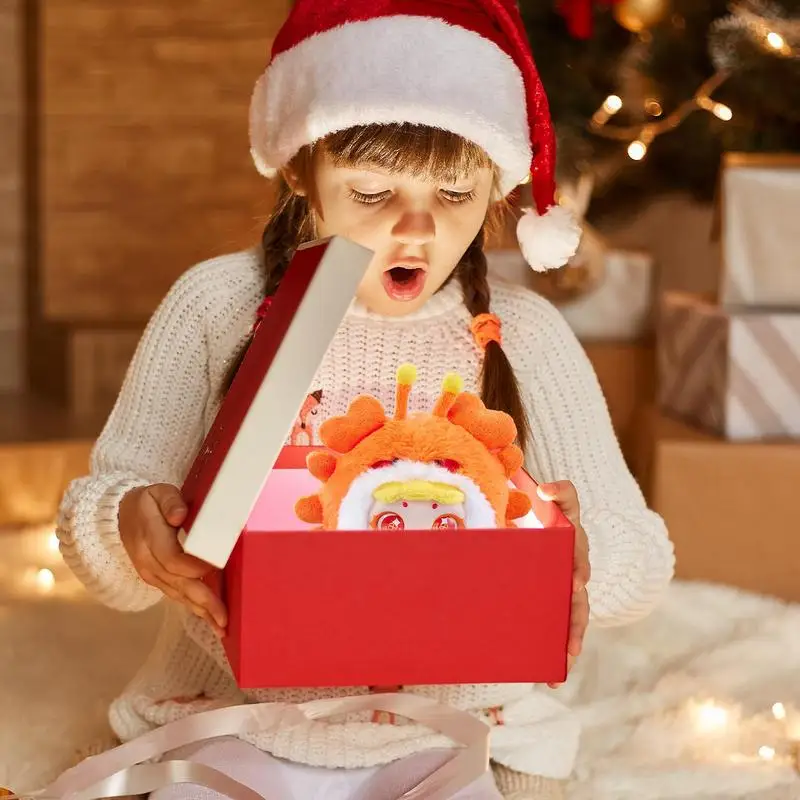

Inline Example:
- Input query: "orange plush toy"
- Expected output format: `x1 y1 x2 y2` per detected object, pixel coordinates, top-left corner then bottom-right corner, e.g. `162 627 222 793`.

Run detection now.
296 364 534 531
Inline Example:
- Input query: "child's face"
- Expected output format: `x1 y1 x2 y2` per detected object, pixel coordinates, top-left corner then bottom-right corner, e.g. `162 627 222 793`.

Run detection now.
310 151 495 317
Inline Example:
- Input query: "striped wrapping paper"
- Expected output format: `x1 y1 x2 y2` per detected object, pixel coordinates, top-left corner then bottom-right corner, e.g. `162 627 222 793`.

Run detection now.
657 292 800 441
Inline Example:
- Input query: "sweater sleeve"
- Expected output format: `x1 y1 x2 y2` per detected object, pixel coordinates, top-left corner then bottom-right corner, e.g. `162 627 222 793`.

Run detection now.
57 270 214 613
521 296 675 628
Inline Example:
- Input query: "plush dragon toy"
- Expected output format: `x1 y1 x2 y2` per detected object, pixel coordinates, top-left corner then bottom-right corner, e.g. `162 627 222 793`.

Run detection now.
295 364 535 531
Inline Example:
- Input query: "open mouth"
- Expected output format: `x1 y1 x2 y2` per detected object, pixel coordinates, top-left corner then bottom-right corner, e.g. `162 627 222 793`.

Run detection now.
381 265 427 301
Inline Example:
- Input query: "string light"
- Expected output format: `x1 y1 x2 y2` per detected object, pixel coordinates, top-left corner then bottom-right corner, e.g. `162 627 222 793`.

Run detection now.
773 702 787 721
696 94 734 120
36 568 55 593
628 139 648 160
694 700 730 731
766 31 787 50
48 532 60 552
588 6 797 160
758 745 776 761
645 98 664 117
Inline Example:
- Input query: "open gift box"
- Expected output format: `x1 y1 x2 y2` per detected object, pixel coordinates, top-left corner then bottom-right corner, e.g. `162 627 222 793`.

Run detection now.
216 447 574 689
180 237 575 690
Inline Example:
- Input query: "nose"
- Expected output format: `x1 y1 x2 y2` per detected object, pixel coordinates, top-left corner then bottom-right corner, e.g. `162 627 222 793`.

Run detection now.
391 208 436 246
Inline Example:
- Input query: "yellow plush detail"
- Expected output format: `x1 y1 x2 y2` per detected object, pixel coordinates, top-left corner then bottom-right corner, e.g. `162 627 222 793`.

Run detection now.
396 363 418 386
441 372 463 396
373 480 465 505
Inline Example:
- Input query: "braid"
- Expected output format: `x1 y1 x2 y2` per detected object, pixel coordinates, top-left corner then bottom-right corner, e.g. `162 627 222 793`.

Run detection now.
223 178 314 391
457 230 532 453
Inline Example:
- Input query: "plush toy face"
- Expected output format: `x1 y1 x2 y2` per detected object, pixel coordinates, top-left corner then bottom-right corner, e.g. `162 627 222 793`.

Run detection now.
295 366 533 531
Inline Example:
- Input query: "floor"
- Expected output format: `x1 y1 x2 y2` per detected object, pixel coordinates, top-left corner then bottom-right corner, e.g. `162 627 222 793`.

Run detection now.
0 526 162 790
2 526 800 800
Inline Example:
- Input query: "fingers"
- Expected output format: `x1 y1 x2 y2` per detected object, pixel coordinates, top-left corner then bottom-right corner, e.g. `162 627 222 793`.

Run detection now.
148 521 212 580
135 545 227 638
573 526 591 592
173 574 229 636
147 483 189 528
537 480 580 525
568 586 590 659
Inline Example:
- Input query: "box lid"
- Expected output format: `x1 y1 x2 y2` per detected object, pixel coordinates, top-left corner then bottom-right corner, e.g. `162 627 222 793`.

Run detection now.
178 237 373 568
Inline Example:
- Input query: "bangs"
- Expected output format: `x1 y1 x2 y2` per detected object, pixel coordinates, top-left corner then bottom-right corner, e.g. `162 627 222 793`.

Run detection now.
320 123 493 183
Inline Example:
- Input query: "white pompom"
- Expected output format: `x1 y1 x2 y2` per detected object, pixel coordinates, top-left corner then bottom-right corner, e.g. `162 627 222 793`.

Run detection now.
516 205 582 272
250 147 278 179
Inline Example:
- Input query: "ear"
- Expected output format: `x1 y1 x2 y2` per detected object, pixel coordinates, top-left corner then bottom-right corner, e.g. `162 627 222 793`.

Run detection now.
506 489 532 522
280 166 306 196
295 495 323 524
448 393 517 451
307 450 338 482
496 444 524 477
320 396 387 453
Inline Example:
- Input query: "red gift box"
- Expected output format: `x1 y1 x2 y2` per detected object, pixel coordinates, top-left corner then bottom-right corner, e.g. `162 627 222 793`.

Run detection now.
220 447 574 689
180 236 574 689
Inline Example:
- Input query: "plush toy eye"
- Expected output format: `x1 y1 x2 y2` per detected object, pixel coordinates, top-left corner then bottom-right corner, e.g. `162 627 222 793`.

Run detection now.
373 512 405 530
434 459 461 473
431 514 463 530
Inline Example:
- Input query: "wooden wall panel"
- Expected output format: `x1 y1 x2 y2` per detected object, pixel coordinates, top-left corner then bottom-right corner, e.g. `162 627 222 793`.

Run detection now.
39 0 289 323
0 0 23 391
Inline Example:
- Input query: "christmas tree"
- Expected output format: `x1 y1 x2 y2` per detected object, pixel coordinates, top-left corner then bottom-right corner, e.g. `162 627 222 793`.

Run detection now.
520 0 800 220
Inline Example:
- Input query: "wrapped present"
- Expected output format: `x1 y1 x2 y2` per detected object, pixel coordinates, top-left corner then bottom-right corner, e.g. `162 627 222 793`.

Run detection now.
718 152 800 308
216 367 574 689
657 291 800 441
179 235 373 568
633 408 800 603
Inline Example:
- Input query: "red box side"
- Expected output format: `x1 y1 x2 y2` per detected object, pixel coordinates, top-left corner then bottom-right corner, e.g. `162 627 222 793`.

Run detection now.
226 527 574 688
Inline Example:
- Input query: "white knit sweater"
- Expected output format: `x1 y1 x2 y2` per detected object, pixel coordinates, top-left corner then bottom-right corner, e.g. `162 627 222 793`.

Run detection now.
56 249 674 782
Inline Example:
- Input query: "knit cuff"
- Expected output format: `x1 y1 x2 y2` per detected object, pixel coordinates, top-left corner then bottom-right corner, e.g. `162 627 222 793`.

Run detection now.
581 506 675 628
58 474 163 612
491 763 568 800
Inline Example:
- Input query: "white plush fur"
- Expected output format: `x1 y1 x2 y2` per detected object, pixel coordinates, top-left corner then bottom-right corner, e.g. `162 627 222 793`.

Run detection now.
249 16 532 196
516 205 582 272
336 460 498 531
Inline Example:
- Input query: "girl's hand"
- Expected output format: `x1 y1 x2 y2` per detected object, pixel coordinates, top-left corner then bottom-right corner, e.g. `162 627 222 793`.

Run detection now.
119 484 227 637
537 480 591 688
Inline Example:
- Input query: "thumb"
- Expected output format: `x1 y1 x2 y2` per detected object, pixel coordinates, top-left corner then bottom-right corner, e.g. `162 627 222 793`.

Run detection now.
148 484 188 527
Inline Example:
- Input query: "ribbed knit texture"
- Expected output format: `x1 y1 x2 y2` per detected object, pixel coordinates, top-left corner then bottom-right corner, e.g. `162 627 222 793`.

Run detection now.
56 249 674 783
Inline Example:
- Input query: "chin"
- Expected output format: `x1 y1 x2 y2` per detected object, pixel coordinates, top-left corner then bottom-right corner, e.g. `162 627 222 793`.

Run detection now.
356 285 433 318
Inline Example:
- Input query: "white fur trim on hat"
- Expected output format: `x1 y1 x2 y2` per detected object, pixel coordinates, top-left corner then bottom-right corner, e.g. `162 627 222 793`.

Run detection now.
336 460 498 531
516 204 582 272
249 15 532 196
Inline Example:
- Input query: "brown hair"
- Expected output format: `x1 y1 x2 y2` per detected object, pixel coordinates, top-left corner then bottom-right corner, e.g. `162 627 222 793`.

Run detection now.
228 123 531 450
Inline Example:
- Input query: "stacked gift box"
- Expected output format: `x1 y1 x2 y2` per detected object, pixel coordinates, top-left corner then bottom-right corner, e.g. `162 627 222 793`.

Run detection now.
641 153 800 602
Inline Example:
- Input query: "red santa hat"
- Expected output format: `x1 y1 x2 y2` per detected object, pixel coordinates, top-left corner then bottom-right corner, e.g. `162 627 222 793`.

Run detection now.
249 0 581 272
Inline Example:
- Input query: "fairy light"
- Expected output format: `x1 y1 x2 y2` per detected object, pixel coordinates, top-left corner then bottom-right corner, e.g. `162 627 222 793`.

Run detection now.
645 98 663 117
766 31 786 50
627 139 648 161
758 745 776 761
694 700 730 732
48 532 60 552
36 568 55 593
773 702 787 721
603 94 623 114
712 102 733 121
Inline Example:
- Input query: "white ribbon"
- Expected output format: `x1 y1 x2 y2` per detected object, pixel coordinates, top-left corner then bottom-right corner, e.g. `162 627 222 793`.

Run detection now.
8 694 489 800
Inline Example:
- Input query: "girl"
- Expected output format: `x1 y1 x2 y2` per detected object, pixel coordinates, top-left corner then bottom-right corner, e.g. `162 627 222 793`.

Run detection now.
57 1 675 798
